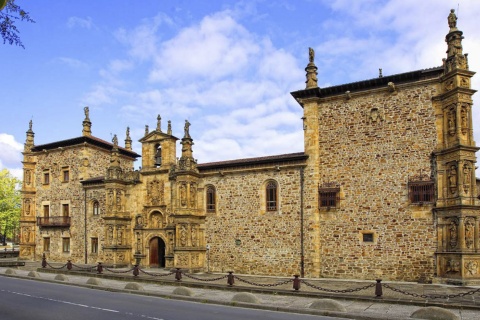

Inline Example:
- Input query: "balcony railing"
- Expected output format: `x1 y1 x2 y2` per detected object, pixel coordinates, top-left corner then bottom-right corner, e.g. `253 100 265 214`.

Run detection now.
37 216 71 227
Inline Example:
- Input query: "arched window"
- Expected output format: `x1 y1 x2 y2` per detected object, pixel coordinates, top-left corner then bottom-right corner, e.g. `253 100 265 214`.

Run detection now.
266 181 277 211
93 201 100 215
206 186 216 213
154 144 162 167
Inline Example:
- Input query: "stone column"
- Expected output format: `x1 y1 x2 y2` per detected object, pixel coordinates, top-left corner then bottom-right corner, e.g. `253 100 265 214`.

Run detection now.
475 217 480 251
442 222 448 252
458 217 466 250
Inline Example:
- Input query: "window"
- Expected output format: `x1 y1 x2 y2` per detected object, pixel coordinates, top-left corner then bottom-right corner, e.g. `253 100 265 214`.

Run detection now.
62 204 69 217
43 205 50 218
91 238 98 254
319 190 338 207
93 201 100 215
409 181 434 203
363 233 374 243
43 238 50 251
266 181 277 211
62 168 69 182
43 171 50 185
206 186 216 212
319 187 340 208
62 238 70 252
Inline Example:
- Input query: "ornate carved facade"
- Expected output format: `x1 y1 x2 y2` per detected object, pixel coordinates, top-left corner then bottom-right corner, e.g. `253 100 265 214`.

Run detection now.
19 11 480 283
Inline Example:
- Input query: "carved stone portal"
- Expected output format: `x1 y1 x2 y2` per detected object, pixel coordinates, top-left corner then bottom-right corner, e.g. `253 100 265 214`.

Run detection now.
148 180 164 206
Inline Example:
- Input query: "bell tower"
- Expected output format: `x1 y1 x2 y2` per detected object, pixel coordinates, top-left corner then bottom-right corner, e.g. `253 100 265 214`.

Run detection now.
139 115 178 171
434 9 480 284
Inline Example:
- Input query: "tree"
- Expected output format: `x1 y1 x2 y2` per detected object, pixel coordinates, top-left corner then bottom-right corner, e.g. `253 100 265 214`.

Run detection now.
0 0 34 48
0 169 21 244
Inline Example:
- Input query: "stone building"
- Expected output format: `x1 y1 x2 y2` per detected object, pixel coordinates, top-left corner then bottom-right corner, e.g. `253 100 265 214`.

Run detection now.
20 11 480 284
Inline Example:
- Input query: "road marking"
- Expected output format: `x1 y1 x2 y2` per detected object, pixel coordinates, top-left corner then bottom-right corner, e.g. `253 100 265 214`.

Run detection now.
2 289 164 319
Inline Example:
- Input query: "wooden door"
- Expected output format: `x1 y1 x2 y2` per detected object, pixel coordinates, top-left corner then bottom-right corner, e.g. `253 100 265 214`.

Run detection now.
149 237 166 268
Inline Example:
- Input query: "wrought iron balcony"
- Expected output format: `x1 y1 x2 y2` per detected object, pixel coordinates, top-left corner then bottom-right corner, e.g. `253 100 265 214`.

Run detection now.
37 216 71 227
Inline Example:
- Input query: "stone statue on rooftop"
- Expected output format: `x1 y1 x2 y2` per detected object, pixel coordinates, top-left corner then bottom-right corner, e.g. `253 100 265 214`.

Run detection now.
84 106 90 120
448 9 457 30
309 47 315 63
184 120 191 137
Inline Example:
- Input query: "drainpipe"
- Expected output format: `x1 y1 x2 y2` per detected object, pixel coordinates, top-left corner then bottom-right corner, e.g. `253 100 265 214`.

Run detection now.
300 167 305 278
84 188 87 264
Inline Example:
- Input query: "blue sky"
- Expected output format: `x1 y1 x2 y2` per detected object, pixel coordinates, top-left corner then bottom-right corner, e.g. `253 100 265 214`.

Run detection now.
1 0 480 179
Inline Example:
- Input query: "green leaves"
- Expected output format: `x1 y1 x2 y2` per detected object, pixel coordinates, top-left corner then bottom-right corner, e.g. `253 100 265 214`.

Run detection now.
0 0 35 48
0 169 21 241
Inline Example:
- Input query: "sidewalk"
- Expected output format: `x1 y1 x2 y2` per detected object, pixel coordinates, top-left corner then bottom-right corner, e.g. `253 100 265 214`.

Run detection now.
1 264 480 320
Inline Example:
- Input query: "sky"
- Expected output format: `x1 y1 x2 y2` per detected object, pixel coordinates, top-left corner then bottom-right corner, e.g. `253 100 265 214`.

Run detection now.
1 0 480 180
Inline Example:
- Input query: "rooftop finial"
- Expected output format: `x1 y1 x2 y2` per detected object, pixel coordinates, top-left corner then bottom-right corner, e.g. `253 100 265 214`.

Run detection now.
448 9 457 31
156 114 162 132
167 120 172 135
145 125 149 136
84 106 90 120
379 68 383 78
24 119 35 151
125 127 132 150
82 106 92 136
305 47 318 89
184 120 191 139
112 134 118 146
309 47 315 63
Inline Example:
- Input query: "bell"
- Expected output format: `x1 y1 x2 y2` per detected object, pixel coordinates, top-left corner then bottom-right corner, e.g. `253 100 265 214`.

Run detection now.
155 148 162 166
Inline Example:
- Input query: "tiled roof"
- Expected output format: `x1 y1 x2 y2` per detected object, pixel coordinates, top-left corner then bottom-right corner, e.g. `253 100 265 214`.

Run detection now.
291 66 444 100
198 152 307 171
31 135 141 158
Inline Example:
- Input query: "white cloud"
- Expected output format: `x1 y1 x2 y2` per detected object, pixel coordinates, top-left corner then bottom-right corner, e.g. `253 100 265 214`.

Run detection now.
0 134 23 179
67 16 94 29
149 12 261 83
55 57 89 70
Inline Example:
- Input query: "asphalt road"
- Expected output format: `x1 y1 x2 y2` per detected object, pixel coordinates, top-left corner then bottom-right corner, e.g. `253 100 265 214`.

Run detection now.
0 277 347 320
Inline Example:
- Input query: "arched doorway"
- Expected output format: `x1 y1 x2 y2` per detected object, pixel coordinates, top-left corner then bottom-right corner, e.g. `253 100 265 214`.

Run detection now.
149 237 166 268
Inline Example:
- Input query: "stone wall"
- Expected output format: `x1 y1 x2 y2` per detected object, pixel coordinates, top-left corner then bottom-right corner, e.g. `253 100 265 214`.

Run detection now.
33 144 134 262
302 82 441 281
203 165 304 275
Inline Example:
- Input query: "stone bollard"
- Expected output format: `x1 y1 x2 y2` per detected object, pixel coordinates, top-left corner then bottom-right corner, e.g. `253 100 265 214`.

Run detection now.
227 271 234 286
97 262 103 274
293 275 301 291
375 279 383 298
67 260 72 270
175 268 182 281
41 253 47 268
133 265 139 277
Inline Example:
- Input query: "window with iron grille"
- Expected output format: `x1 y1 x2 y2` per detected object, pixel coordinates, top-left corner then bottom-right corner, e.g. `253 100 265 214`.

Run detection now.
206 186 216 213
409 181 434 203
266 181 277 211
319 188 340 208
